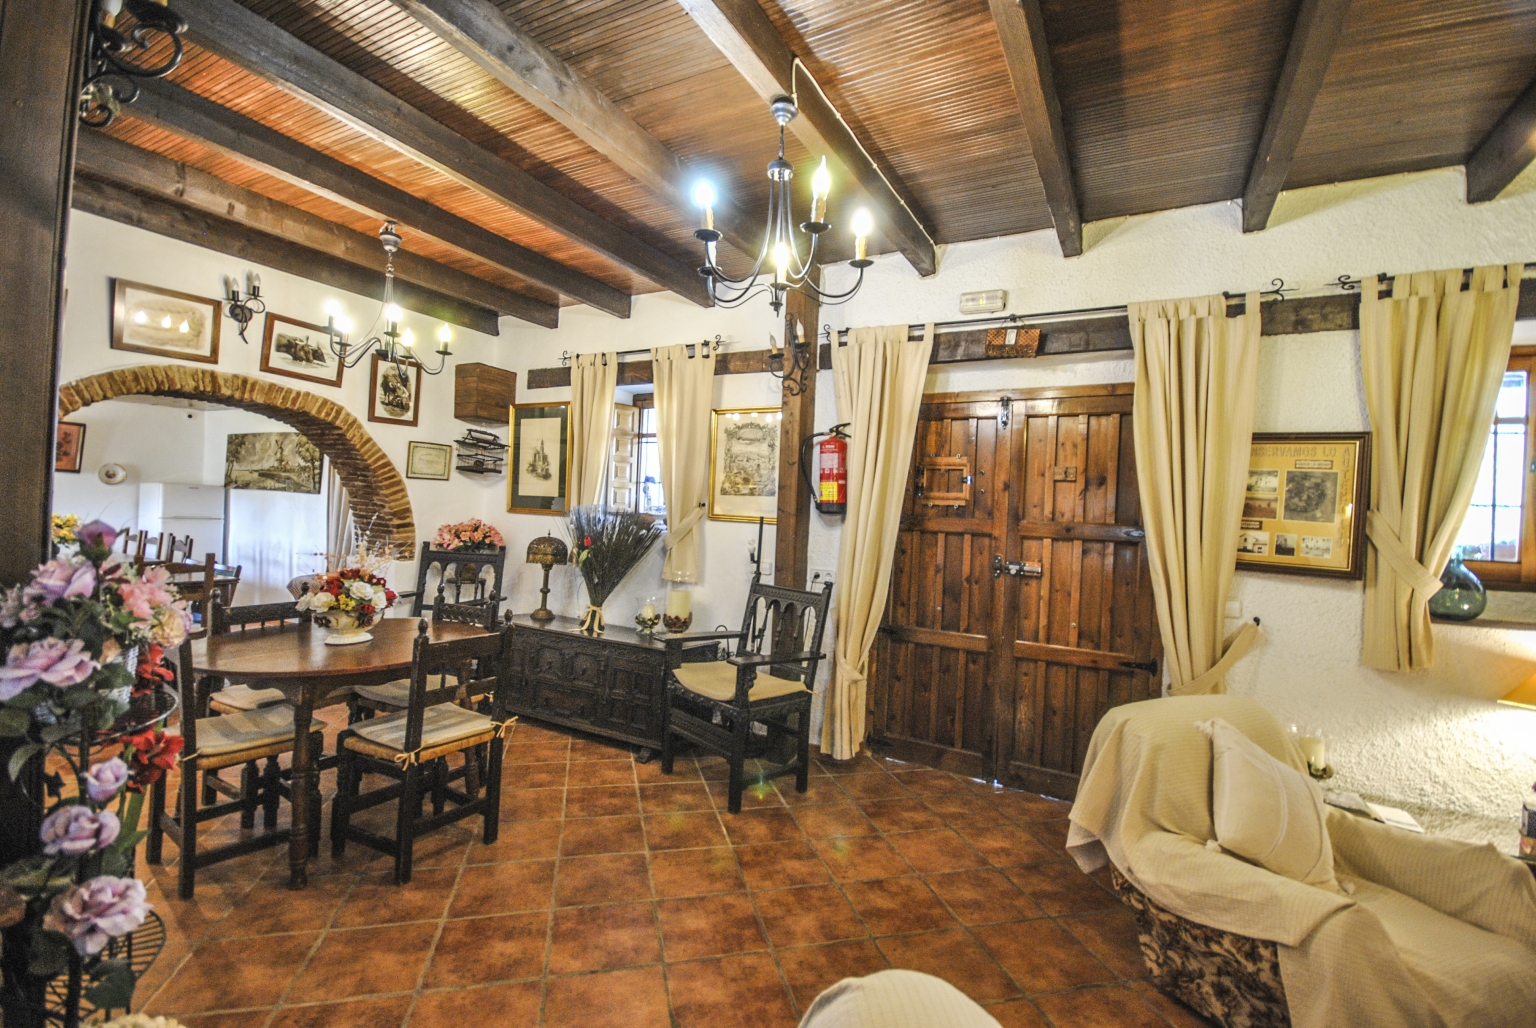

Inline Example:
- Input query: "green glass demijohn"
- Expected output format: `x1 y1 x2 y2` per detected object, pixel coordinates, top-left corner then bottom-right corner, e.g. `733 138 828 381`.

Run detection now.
1428 548 1487 621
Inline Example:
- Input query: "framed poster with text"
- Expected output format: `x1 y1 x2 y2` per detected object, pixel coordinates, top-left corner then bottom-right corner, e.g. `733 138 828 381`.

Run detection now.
1236 433 1370 579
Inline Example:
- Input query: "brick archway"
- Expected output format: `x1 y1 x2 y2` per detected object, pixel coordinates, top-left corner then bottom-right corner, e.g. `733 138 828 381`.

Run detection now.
59 365 415 554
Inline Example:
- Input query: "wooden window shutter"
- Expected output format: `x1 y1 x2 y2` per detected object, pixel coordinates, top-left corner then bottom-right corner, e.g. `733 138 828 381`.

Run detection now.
608 403 637 510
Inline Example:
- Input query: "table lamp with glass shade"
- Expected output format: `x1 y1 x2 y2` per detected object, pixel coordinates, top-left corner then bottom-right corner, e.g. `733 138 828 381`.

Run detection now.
1499 672 1536 711
526 535 568 621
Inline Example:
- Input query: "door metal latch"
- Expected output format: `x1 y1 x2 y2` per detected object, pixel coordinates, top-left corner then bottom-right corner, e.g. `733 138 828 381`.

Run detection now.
992 554 1042 578
1119 659 1159 674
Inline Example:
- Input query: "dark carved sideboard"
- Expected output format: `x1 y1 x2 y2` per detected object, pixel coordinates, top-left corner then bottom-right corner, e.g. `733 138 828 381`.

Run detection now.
504 614 717 759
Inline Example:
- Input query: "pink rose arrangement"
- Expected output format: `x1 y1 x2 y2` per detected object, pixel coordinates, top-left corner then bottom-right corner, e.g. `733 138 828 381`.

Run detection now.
434 518 505 552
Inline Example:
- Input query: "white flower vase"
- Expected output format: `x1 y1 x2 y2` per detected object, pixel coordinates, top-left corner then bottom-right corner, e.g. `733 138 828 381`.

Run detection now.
318 612 374 646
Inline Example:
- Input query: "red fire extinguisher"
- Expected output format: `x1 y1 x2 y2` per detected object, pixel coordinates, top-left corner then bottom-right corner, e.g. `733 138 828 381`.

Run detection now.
802 424 850 515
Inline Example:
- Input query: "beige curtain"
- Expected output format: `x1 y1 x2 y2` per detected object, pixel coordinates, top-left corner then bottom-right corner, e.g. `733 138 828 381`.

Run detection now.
822 323 934 759
1130 293 1262 695
569 351 618 506
325 462 354 569
1361 264 1522 671
652 342 715 582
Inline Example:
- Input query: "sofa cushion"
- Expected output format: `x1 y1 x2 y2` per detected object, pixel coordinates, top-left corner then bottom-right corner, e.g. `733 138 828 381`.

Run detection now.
1197 717 1336 888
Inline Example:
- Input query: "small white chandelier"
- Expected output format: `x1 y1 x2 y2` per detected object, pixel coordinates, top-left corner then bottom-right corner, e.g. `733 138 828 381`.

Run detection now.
693 95 873 315
325 222 454 375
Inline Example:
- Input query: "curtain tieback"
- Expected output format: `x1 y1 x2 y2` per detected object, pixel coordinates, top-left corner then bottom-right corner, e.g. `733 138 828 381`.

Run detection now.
1183 621 1261 695
1365 511 1443 597
664 504 706 550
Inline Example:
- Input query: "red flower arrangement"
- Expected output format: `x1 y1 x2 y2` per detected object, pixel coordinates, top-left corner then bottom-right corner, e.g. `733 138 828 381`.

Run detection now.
121 727 184 792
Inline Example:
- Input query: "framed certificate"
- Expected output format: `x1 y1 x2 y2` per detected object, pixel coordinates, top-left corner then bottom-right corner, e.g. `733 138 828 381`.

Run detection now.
1236 433 1370 579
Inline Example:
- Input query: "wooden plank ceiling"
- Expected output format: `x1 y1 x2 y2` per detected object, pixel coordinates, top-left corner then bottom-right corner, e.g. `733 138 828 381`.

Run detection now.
89 0 1536 327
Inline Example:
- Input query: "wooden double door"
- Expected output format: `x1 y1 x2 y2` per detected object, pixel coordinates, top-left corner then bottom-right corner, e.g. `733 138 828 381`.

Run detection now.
869 384 1160 798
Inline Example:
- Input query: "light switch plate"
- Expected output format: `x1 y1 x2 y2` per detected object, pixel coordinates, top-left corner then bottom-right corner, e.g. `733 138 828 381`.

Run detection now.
809 568 835 588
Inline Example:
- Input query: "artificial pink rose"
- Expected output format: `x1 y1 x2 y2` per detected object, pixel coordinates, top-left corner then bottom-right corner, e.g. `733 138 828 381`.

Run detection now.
117 567 174 621
43 876 148 956
83 758 131 804
75 520 119 552
25 559 96 604
0 638 99 699
40 804 120 855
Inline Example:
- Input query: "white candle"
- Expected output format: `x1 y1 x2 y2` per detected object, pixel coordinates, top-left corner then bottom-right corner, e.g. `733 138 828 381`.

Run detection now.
667 589 691 619
1298 735 1326 771
640 603 656 620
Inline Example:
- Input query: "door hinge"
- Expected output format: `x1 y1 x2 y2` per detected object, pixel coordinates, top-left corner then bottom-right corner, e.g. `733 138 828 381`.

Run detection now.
992 554 1042 578
1119 659 1159 674
998 397 1010 429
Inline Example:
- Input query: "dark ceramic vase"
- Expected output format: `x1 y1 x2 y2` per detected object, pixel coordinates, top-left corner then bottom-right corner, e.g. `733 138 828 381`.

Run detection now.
1428 553 1487 621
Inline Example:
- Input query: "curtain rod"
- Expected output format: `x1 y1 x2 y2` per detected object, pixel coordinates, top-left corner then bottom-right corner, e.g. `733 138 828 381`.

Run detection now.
561 336 721 366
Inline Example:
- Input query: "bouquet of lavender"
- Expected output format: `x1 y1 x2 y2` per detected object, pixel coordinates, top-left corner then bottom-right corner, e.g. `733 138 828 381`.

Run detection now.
1 521 192 1016
566 506 663 633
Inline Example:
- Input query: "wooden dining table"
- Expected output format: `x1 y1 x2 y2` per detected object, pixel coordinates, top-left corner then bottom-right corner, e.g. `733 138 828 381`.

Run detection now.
189 616 488 889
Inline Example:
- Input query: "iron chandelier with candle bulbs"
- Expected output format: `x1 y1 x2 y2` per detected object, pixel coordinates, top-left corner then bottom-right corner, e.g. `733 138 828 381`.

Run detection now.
693 94 873 316
324 222 455 377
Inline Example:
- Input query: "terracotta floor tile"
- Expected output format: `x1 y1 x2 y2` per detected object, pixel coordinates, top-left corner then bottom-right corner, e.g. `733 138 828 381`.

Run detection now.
954 823 1061 868
991 791 1072 822
560 815 646 856
286 921 438 1002
650 847 745 898
1033 984 1169 1028
505 763 568 790
544 965 670 1028
451 859 556 916
643 810 729 851
564 784 640 818
842 877 958 936
1061 907 1149 979
973 919 1116 992
706 777 787 809
877 928 1022 1002
755 885 867 948
146 932 317 1013
469 818 562 863
556 852 652 906
835 772 912 801
889 768 968 795
665 953 797 1028
985 998 1053 1028
505 742 571 764
923 793 1011 827
176 1013 273 1028
1005 861 1120 915
570 738 632 761
574 758 638 787
268 995 412 1028
333 868 458 927
814 835 913 882
776 939 890 1013
408 980 542 1027
424 911 549 987
635 756 685 783
887 829 989 874
925 869 1045 925
859 798 946 834
721 807 805 846
1130 980 1219 1028
776 777 851 807
736 840 833 890
1031 818 1072 854
657 892 768 960
130 937 190 1008
813 755 883 776
547 901 660 974
500 786 566 822
792 802 877 840
207 874 355 938
639 781 714 814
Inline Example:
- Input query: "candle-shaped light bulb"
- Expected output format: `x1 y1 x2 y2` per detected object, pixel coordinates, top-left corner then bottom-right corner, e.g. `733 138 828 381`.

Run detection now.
693 180 716 232
323 299 343 320
383 303 403 326
400 328 415 348
772 240 790 283
851 208 873 262
769 334 780 356
249 272 261 294
336 316 354 335
437 324 452 344
810 157 830 223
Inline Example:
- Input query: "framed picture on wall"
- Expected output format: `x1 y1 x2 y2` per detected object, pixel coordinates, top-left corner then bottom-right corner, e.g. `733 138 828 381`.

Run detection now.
509 402 570 515
1236 432 1370 579
709 406 781 523
260 313 344 387
368 355 421 427
225 432 322 494
55 422 86 473
111 279 221 364
406 441 453 481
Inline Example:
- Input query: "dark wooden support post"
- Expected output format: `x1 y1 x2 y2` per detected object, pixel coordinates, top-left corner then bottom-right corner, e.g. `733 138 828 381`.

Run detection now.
775 282 821 590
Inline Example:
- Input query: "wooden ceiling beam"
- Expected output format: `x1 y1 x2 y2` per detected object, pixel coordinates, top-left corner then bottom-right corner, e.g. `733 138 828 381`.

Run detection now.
75 132 549 331
391 0 757 259
677 0 937 277
1467 75 1536 203
128 78 629 319
175 0 710 306
1241 0 1351 232
988 0 1081 258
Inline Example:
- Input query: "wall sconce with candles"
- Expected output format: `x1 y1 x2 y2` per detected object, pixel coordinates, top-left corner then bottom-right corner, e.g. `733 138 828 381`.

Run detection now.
223 271 265 345
324 221 455 376
767 320 817 396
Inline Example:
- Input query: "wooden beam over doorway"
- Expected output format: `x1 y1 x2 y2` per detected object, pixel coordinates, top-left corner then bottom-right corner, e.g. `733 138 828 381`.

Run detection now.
1241 0 1352 232
175 0 711 306
1467 75 1536 204
988 0 1083 258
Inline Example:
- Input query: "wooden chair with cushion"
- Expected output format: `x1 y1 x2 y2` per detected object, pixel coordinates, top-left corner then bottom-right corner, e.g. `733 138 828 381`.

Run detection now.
660 574 833 813
160 553 218 635
330 621 511 884
349 590 501 720
148 636 322 899
396 542 507 618
206 596 310 714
